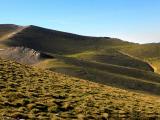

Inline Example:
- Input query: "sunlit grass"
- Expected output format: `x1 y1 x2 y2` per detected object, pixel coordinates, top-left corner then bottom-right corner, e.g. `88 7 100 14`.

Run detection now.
1 58 159 119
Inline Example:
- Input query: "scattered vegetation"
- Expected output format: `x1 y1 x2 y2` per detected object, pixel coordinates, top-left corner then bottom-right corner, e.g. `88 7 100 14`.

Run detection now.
0 58 160 119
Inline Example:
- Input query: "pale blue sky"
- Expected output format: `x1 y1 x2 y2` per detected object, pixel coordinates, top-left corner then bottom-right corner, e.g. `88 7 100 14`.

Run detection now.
1 0 160 43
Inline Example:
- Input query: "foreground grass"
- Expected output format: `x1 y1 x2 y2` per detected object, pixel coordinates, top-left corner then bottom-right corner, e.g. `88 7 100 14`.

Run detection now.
0 58 160 119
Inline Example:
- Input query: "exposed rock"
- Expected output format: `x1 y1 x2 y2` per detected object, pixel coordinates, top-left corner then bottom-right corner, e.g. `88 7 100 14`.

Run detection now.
0 47 42 64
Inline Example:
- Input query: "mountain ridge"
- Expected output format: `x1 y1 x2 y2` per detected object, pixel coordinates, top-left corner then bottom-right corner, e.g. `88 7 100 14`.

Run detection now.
0 24 160 119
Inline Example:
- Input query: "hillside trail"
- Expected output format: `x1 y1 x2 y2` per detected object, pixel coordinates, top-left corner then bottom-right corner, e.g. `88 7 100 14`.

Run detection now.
0 26 28 41
118 50 155 72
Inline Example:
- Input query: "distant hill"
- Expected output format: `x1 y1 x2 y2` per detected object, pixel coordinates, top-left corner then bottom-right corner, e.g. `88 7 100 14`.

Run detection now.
0 58 160 119
0 24 160 96
0 24 20 36
3 25 132 54
0 24 25 48
0 24 22 40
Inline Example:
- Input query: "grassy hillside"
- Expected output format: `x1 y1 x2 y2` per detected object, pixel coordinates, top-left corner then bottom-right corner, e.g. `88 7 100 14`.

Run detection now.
120 44 160 73
0 58 160 119
35 54 160 95
0 24 19 39
0 24 23 42
4 25 132 54
1 25 154 72
67 49 154 72
0 24 24 48
120 43 160 59
1 24 160 95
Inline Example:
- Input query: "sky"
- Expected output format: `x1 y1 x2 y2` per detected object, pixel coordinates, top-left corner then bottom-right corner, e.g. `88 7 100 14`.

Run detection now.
0 0 160 43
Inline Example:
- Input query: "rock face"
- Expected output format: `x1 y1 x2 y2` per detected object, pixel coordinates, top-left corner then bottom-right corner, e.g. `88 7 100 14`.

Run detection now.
0 47 41 64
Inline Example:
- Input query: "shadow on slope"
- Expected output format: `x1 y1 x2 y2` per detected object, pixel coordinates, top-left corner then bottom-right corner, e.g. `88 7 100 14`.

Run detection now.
120 44 160 73
68 49 154 72
35 54 160 95
4 25 132 54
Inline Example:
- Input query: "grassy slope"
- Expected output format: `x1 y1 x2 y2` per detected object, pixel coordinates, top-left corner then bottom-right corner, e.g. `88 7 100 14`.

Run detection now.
0 24 23 48
120 44 160 73
5 25 132 54
35 54 160 95
2 25 154 72
67 49 154 72
0 58 160 119
1 24 160 95
0 24 21 41
0 24 19 38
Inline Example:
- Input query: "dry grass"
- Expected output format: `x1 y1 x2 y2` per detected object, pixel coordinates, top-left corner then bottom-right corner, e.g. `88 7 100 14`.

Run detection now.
1 25 160 119
35 54 160 95
0 58 160 119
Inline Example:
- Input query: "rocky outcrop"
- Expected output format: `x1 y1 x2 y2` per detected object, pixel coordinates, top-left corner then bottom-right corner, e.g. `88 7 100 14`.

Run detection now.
0 47 41 64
